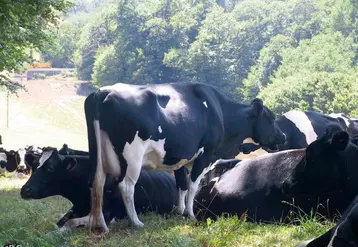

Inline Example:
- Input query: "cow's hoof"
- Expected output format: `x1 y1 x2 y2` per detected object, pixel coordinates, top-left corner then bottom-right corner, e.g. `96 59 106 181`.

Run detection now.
89 214 109 234
129 220 144 228
175 205 185 215
183 209 197 220
91 225 109 235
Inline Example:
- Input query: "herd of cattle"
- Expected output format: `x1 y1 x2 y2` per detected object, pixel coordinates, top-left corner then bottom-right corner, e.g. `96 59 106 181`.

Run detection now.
1 82 358 246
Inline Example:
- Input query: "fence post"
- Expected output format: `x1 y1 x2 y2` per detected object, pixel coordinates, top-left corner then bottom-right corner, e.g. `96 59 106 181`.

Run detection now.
6 90 9 128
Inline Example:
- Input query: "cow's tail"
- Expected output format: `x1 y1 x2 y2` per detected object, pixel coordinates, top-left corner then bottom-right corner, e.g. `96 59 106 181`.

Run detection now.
85 90 109 233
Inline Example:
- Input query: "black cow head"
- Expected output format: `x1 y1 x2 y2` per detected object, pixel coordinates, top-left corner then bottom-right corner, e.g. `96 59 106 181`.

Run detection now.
295 129 350 196
20 148 79 199
0 149 20 172
250 98 286 151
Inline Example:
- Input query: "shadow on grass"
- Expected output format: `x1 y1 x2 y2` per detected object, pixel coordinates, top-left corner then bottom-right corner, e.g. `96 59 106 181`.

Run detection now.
75 82 97 97
0 179 336 247
0 186 72 247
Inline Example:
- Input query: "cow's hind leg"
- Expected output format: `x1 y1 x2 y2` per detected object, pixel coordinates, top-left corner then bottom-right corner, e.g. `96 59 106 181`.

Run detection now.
89 121 109 233
118 155 144 227
185 155 211 219
174 166 188 214
89 160 108 233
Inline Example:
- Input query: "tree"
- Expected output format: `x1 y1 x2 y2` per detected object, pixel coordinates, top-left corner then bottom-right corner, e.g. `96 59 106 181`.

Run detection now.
92 45 120 86
0 0 73 91
74 3 117 80
259 32 358 115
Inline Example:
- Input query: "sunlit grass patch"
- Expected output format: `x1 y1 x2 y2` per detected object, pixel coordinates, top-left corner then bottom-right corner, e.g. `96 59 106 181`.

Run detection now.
0 178 335 247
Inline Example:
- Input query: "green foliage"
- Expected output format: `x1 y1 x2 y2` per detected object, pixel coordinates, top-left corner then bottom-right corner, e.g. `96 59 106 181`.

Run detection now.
74 3 117 80
0 0 73 91
40 0 358 114
259 32 358 115
40 22 79 68
242 35 296 100
92 45 119 86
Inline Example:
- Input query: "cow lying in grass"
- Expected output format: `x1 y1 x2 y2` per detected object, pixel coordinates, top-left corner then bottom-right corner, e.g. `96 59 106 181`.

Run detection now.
20 147 178 231
295 194 358 247
194 126 358 224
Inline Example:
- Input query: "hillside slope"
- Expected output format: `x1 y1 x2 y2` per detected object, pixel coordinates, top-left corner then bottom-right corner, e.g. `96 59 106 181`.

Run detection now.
0 78 96 150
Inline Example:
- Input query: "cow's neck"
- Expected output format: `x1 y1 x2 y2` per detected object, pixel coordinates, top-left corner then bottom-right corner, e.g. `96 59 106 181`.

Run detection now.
219 99 254 157
60 178 90 209
221 98 253 137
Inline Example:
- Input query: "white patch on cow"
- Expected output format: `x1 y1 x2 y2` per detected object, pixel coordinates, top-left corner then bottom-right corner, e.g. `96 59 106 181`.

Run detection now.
197 147 204 157
210 176 220 184
118 131 206 226
329 113 351 128
0 152 7 175
158 125 162 133
203 101 208 108
209 177 220 193
185 165 211 218
284 111 318 145
118 178 144 227
123 131 202 172
294 239 314 247
176 188 187 214
209 159 224 171
109 218 116 224
101 130 121 176
0 153 7 163
100 83 189 116
16 148 27 170
37 150 53 169
58 215 90 232
327 225 339 247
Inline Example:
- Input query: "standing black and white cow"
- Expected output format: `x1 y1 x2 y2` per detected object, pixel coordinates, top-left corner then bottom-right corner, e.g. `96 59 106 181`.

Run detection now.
242 111 358 154
20 148 178 231
277 111 358 150
85 82 286 232
296 194 358 247
194 127 358 223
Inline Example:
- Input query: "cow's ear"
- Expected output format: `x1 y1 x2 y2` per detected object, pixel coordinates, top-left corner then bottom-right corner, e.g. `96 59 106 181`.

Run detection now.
251 98 263 117
63 157 77 171
331 131 349 151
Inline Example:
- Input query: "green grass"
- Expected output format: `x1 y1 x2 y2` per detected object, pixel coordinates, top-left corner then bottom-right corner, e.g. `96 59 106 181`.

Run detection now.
0 178 334 247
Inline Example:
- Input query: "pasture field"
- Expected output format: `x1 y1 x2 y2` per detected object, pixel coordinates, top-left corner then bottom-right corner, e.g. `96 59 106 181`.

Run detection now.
0 177 334 247
0 79 334 247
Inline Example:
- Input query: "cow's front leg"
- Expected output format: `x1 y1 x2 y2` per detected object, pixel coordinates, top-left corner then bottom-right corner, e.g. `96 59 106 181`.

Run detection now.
174 166 189 215
185 154 211 219
118 158 144 228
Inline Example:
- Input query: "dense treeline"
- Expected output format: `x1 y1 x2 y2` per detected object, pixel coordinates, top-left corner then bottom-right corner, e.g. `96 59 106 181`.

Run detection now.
41 0 358 116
